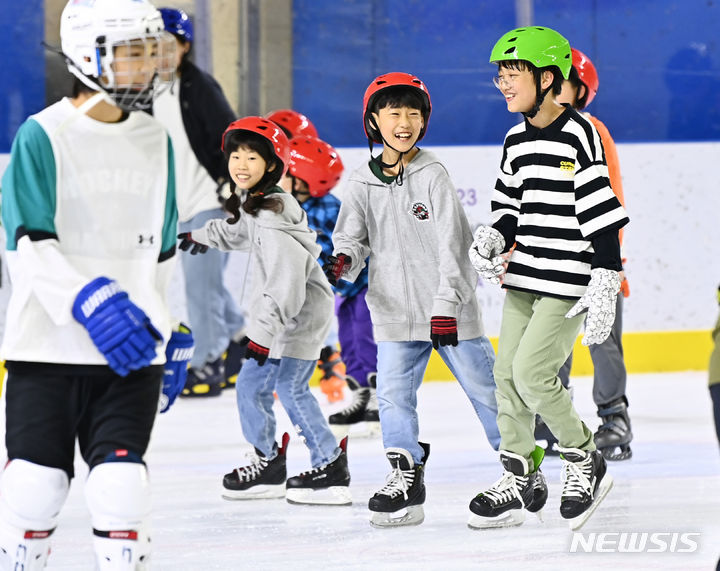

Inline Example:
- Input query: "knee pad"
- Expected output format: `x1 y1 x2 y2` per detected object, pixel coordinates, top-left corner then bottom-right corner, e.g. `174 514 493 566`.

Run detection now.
85 462 151 570
0 460 69 570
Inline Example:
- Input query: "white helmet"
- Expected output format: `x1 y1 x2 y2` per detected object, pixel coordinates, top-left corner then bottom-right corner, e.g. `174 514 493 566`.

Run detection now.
60 0 175 111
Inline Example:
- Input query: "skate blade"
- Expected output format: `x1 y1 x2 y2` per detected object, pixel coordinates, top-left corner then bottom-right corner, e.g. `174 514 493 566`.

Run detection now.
285 486 352 506
467 509 525 530
330 422 381 440
601 445 632 461
370 505 424 528
221 484 286 501
567 474 614 531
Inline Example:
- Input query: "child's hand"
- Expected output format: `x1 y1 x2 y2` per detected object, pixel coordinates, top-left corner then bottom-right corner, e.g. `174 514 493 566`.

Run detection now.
469 226 505 284
430 316 458 349
565 268 621 345
323 254 352 286
244 338 270 366
177 232 208 255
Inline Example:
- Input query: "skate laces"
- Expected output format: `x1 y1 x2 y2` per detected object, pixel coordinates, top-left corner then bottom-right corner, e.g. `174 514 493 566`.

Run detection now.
561 455 593 499
482 470 529 508
338 388 369 415
377 467 412 500
234 452 269 482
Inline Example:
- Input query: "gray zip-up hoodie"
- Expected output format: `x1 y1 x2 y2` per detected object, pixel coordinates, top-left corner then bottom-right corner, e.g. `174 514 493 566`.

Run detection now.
333 149 484 342
192 190 333 360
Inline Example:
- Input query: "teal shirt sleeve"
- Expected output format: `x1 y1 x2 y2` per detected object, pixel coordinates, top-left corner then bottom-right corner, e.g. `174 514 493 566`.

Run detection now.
159 134 178 258
1 119 57 251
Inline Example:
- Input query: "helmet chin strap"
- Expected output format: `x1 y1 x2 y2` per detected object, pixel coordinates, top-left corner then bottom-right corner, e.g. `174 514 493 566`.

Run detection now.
367 118 408 186
523 77 552 119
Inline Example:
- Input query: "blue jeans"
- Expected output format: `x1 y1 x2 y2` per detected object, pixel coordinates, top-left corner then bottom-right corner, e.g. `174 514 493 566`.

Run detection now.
376 337 500 463
180 208 245 368
236 357 339 467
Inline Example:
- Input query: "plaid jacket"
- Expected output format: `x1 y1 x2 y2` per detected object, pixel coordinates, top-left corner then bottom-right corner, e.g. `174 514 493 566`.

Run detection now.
301 193 368 298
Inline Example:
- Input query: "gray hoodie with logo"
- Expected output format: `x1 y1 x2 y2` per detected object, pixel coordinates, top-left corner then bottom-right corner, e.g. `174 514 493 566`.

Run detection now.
332 149 484 342
192 191 333 360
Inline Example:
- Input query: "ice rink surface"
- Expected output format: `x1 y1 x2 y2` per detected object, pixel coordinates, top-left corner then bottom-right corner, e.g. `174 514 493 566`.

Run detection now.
4 370 718 570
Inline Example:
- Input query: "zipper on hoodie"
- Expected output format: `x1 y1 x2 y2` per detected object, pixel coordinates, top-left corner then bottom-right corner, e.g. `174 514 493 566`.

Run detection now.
387 182 414 340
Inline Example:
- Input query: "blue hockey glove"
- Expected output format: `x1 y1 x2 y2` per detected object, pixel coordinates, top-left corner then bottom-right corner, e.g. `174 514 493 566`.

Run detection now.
159 323 194 413
72 277 163 376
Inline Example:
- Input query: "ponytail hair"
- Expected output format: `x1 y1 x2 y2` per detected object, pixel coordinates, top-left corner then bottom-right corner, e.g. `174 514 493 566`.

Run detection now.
223 130 285 223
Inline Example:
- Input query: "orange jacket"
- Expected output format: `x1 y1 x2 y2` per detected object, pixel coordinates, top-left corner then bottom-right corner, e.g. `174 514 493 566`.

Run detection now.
587 114 629 297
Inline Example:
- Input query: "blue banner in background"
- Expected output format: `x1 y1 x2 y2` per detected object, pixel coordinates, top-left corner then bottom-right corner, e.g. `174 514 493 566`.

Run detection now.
294 0 720 145
0 0 45 153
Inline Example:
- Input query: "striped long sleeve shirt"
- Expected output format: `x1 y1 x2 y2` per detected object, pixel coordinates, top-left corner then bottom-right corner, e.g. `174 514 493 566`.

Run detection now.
492 106 629 299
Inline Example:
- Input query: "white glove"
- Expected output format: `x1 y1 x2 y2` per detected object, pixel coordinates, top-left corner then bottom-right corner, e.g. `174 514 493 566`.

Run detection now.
565 268 622 346
469 225 506 285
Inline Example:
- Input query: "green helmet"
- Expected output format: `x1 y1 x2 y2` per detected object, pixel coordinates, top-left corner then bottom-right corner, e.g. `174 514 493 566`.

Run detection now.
490 26 572 79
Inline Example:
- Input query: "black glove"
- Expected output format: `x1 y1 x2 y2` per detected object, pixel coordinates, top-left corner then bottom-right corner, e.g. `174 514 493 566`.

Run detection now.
244 337 270 366
323 254 352 286
177 232 208 255
430 316 458 350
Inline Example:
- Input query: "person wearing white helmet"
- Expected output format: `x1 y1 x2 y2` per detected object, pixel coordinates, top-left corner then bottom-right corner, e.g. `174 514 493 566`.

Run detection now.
0 0 189 568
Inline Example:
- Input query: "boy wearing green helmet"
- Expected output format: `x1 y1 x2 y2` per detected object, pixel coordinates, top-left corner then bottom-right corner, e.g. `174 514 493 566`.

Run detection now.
468 26 629 531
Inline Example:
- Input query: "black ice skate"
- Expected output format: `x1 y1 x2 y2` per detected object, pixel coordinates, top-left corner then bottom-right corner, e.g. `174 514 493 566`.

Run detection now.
534 415 559 456
181 357 224 397
328 376 370 438
468 446 547 529
594 396 633 461
558 447 614 530
368 442 430 528
221 432 289 500
285 436 351 505
363 373 380 436
221 335 248 389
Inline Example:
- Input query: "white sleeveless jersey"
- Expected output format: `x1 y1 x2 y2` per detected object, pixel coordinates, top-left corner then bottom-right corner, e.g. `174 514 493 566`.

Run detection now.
0 98 178 365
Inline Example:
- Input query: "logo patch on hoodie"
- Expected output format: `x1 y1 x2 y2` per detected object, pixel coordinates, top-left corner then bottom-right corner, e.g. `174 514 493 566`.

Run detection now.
411 202 429 221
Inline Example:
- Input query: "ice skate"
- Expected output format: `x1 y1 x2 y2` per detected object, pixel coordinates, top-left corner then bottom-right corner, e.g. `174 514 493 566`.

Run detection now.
468 446 546 529
285 436 352 505
180 357 224 398
221 335 248 389
369 442 430 528
362 373 381 437
222 433 289 500
559 447 614 530
594 396 633 461
328 374 379 439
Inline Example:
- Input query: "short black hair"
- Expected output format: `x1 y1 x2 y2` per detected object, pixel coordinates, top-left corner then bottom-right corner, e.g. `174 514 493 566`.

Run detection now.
497 60 564 96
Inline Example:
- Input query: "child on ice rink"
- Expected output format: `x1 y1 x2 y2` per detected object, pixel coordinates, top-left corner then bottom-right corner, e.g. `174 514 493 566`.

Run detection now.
468 26 628 531
178 117 352 506
327 72 500 527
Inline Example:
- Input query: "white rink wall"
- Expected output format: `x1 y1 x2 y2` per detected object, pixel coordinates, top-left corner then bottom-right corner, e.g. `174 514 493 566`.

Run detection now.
0 141 718 339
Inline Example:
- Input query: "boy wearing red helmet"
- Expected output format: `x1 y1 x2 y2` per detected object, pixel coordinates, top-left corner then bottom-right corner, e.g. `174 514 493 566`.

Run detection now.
535 47 633 462
287 136 380 438
468 27 628 531
178 117 352 506
327 72 500 527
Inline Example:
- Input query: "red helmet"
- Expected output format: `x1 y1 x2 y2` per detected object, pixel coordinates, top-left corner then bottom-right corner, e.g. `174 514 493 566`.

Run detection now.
571 48 599 106
288 136 344 198
362 72 432 143
221 116 290 175
265 109 318 139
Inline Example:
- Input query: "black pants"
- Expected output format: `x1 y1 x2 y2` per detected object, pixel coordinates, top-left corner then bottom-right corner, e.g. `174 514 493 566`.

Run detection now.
5 362 163 478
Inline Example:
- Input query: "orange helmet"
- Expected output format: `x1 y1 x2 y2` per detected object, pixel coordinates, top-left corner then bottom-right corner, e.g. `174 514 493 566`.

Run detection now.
221 116 290 175
288 136 344 198
265 109 318 139
571 48 599 106
362 72 431 143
